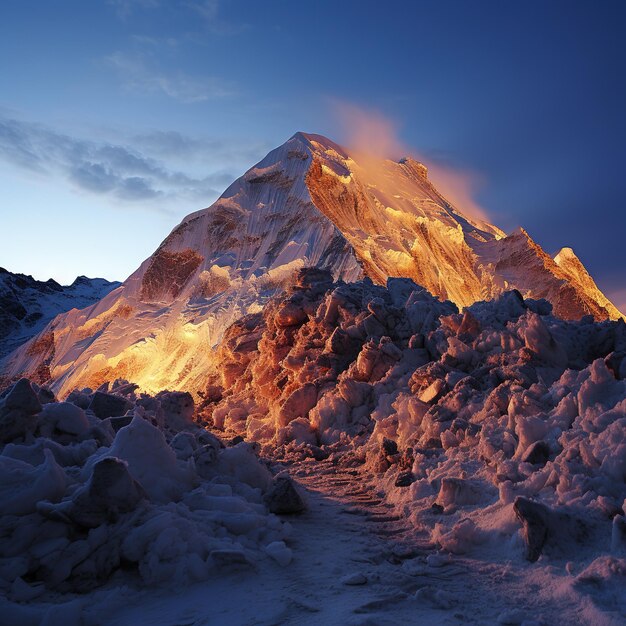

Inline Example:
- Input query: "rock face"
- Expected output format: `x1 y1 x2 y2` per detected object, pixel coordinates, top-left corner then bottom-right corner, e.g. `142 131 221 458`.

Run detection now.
0 268 120 360
2 133 622 396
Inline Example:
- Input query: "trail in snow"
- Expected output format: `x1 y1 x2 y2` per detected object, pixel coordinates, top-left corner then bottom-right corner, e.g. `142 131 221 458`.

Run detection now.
96 458 598 626
100 458 459 626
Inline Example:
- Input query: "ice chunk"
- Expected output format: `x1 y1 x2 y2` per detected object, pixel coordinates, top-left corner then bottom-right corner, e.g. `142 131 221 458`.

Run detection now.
0 449 66 515
264 541 293 566
38 402 89 438
217 443 272 491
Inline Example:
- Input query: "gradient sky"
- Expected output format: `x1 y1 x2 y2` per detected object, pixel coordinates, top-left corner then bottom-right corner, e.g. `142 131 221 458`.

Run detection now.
1 0 624 310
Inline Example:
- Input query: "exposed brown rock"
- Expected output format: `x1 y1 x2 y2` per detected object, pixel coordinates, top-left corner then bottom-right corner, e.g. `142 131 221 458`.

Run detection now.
140 248 203 302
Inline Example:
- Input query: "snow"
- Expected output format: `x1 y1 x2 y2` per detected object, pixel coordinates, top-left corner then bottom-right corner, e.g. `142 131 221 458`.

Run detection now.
187 267 625 623
0 131 624 624
0 381 291 613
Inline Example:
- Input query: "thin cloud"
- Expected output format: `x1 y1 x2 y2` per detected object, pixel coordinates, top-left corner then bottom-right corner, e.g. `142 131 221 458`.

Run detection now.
107 0 160 20
108 0 247 35
105 51 236 103
0 116 241 206
187 0 249 35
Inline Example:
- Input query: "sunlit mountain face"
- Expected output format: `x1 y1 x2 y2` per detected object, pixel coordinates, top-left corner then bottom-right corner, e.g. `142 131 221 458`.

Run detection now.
2 132 622 398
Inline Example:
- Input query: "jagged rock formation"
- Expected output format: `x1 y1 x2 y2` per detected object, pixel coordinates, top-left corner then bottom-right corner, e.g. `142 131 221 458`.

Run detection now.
205 267 626 446
206 267 626 568
0 271 625 618
0 268 120 359
1 133 622 396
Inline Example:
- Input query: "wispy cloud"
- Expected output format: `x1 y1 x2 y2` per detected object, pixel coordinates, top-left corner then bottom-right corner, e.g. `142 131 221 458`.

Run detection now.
107 0 160 20
108 0 247 35
187 0 249 35
0 116 251 206
105 51 235 102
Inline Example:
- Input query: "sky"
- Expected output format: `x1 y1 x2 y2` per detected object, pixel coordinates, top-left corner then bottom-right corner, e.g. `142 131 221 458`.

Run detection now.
0 0 624 311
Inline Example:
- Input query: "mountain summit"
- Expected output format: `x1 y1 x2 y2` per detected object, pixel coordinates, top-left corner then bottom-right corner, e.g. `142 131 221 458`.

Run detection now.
2 132 622 395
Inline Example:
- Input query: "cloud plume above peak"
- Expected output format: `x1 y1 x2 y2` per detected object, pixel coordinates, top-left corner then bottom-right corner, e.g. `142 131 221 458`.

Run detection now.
332 101 407 159
330 101 495 226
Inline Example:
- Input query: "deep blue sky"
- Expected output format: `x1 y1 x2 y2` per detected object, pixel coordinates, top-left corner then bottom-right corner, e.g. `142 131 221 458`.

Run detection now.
0 0 624 310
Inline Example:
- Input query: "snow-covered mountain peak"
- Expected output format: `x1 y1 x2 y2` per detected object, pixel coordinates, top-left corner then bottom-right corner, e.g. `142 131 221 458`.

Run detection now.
2 132 623 396
397 156 429 180
0 268 120 359
554 246 577 263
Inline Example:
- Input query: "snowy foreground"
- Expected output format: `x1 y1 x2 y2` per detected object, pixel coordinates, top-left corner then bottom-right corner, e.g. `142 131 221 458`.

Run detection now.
1 268 626 625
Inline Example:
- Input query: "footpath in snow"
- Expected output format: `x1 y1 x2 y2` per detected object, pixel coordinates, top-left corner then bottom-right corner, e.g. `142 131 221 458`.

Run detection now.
85 458 621 626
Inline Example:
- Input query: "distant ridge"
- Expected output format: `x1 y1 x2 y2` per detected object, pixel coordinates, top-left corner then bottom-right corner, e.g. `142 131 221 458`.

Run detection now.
0 267 120 358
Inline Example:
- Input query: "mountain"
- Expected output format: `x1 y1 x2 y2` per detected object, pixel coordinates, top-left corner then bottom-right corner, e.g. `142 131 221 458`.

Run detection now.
1 132 622 396
0 268 120 359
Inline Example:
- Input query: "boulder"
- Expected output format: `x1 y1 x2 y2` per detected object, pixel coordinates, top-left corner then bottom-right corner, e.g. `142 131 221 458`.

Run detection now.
38 402 90 438
264 475 306 514
512 497 590 563
3 378 42 414
513 497 551 562
522 440 551 466
158 391 194 430
0 378 42 442
395 471 415 487
107 414 133 432
193 444 218 478
88 392 133 419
